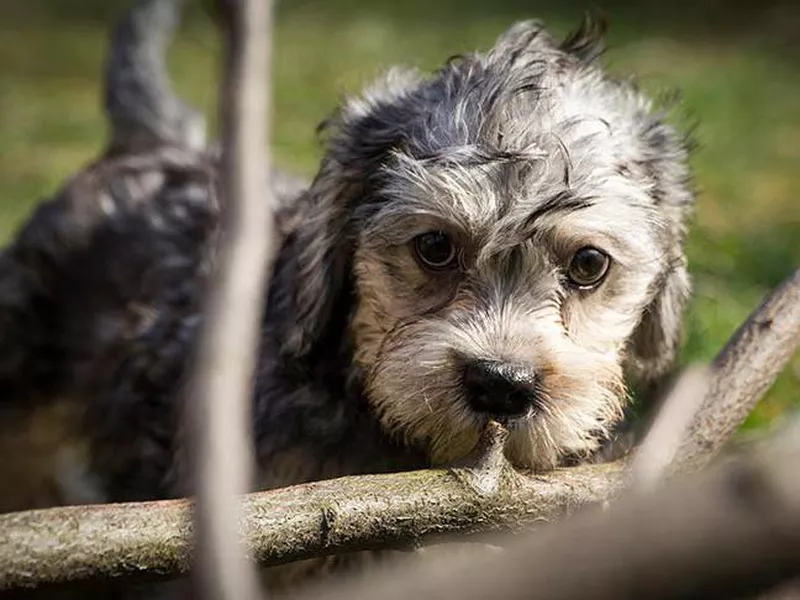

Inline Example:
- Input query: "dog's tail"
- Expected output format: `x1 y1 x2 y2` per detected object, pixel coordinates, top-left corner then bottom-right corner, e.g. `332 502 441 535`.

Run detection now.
105 0 206 153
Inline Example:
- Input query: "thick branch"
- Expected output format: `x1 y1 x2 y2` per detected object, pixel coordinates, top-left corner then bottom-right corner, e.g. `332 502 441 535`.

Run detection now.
0 457 624 590
188 0 272 598
674 266 800 469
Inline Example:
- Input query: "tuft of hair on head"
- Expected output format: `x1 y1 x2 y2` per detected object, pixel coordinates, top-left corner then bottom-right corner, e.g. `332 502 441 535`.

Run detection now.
104 0 206 154
558 10 609 63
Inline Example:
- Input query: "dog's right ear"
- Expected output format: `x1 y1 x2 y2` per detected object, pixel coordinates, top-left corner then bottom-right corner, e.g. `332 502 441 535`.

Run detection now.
274 69 424 361
274 155 360 360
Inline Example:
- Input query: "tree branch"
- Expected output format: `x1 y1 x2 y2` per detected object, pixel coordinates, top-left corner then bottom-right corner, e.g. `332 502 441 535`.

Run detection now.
187 0 272 598
674 266 800 470
0 446 624 591
630 366 709 489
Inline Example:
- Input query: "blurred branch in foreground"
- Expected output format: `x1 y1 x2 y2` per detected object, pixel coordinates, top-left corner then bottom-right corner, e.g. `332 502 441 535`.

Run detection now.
630 365 709 490
187 0 273 599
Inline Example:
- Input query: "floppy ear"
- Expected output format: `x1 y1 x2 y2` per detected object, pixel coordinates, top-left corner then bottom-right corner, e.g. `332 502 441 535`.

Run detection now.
273 70 424 361
626 258 691 382
624 116 695 383
274 156 360 359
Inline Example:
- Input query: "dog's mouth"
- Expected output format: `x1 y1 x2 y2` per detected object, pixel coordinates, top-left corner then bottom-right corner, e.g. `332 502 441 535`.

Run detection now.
472 404 542 429
465 396 542 429
499 404 541 427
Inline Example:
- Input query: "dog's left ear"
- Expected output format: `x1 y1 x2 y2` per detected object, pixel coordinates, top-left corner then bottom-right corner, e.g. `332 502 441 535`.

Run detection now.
624 118 695 383
626 258 691 382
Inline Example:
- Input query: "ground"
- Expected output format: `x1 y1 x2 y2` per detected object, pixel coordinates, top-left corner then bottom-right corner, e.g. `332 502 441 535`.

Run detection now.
0 0 797 430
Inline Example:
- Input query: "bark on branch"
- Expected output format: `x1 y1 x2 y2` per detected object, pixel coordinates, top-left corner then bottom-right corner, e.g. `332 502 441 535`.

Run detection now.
0 266 798 591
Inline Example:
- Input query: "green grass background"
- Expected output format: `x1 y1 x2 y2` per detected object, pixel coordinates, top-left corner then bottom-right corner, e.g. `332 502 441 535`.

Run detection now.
1 0 798 429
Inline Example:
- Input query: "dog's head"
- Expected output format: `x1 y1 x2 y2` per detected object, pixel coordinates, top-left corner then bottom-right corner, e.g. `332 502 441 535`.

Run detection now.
278 17 694 469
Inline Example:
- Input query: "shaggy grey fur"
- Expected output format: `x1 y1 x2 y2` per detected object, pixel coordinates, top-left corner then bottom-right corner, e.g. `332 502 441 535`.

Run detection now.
0 0 694 591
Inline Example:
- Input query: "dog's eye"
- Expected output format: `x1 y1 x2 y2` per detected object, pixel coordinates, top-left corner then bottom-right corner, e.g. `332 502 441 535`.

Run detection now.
567 247 610 288
414 231 457 270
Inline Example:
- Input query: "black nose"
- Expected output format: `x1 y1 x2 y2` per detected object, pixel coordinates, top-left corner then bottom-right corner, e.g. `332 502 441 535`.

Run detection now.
462 359 538 417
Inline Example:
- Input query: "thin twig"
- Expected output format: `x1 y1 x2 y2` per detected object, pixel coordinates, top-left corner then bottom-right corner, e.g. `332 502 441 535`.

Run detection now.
188 0 273 599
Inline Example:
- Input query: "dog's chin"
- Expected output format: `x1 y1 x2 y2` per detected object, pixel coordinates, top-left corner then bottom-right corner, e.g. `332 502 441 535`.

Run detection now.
418 402 554 470
366 341 626 471
370 378 624 471
420 391 620 472
419 414 556 471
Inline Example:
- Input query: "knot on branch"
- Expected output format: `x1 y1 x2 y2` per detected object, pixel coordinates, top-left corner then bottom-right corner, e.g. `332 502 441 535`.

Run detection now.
452 421 515 496
319 505 338 549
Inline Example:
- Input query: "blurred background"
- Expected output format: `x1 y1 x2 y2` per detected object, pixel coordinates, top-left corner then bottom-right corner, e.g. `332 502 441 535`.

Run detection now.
0 0 798 430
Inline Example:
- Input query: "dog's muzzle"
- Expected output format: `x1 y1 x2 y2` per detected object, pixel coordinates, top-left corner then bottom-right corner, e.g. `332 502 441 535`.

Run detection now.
461 358 539 418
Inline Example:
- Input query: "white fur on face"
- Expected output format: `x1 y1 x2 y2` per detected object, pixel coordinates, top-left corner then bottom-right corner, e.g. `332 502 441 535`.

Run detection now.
357 295 628 470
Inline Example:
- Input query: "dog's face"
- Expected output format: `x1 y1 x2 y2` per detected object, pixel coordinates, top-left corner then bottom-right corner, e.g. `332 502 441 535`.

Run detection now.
279 18 693 470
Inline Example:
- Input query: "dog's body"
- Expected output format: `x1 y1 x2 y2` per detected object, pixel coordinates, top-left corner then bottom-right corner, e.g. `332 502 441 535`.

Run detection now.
0 0 694 592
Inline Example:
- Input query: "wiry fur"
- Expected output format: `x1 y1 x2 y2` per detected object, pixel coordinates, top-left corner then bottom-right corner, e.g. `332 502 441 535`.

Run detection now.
0 3 694 592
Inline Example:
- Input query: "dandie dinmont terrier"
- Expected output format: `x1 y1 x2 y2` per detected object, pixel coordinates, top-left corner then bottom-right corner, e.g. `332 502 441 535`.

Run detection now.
0 0 693 586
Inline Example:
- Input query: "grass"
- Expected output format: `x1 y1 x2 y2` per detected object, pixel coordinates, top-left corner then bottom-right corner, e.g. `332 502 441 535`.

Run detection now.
0 0 797 430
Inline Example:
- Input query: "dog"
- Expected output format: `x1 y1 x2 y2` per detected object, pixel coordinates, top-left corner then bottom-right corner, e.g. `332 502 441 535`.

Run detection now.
0 0 694 591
